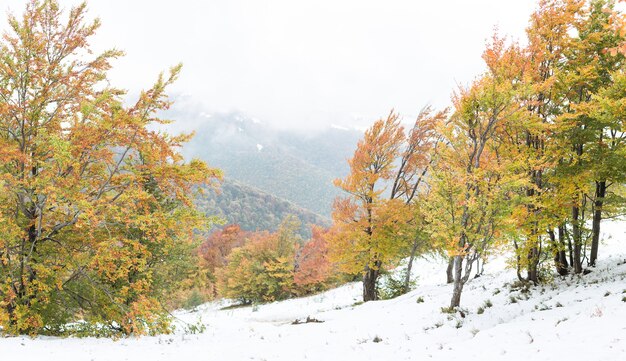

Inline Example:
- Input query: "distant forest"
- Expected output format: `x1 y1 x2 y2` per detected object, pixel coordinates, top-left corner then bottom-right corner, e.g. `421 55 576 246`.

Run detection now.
195 179 329 237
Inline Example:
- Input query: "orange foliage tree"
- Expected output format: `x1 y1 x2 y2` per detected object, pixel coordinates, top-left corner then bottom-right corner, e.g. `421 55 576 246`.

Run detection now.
217 217 296 303
0 0 220 335
198 224 249 296
329 109 441 302
294 225 334 294
217 217 335 303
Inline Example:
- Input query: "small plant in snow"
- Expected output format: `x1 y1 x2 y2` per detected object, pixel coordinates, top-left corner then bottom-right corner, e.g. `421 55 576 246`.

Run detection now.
509 295 518 304
416 296 425 303
555 301 563 308
604 291 611 297
470 328 480 337
440 306 455 314
291 316 324 325
555 317 568 326
483 299 493 308
537 303 551 311
182 319 207 335
477 307 485 315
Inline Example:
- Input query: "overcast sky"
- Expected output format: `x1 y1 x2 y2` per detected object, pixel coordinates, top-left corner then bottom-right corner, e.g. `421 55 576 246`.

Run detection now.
2 0 538 130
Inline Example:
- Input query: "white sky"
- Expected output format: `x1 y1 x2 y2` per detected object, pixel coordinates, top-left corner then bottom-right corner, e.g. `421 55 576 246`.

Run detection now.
2 0 538 130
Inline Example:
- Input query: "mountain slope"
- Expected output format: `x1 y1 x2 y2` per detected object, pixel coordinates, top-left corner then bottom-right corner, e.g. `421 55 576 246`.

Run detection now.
196 178 329 236
176 110 361 216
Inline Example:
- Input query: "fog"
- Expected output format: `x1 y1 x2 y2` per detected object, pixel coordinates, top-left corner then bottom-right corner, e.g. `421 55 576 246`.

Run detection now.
1 0 537 130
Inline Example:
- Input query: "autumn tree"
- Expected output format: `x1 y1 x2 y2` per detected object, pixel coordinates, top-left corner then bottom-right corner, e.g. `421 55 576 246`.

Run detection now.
329 112 406 301
293 225 335 294
455 0 626 289
498 0 583 281
506 0 626 276
557 0 626 268
428 38 526 308
197 224 249 296
0 0 220 335
217 217 301 303
389 108 444 291
329 108 442 302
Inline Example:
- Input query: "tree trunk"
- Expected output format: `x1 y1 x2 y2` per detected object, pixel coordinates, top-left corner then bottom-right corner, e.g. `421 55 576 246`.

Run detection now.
513 239 523 281
557 226 568 272
449 255 464 308
527 245 539 284
572 205 583 274
566 225 574 267
403 239 420 292
362 263 380 302
589 181 606 267
446 257 454 284
548 229 559 273
525 164 540 284
548 228 568 276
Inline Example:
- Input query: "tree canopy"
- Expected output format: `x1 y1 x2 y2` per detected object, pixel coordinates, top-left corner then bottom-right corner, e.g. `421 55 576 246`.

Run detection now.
0 0 220 335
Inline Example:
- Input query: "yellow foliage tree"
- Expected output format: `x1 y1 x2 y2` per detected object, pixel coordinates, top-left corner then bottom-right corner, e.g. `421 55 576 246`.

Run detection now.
0 0 220 335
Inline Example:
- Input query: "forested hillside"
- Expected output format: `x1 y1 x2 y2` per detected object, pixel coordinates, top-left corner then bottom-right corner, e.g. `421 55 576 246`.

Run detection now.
175 110 362 216
196 179 329 236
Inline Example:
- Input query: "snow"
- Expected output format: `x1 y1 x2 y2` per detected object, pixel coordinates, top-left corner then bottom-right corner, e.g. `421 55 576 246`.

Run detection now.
256 143 263 152
3 221 626 361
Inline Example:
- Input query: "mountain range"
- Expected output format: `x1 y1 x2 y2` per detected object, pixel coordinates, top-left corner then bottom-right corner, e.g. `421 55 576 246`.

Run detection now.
169 108 362 233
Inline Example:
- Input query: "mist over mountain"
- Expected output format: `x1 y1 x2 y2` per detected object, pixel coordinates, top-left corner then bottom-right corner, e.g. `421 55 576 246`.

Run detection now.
171 108 362 217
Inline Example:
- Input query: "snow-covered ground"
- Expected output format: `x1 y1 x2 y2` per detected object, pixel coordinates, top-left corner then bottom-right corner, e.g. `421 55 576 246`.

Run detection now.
3 221 626 361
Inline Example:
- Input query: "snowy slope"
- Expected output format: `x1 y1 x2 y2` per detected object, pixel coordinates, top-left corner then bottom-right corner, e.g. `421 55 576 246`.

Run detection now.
2 221 625 361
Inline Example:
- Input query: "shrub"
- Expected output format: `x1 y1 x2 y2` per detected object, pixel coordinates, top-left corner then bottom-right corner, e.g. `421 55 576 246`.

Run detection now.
182 289 206 310
378 269 416 300
217 231 296 304
293 226 336 294
217 218 338 304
